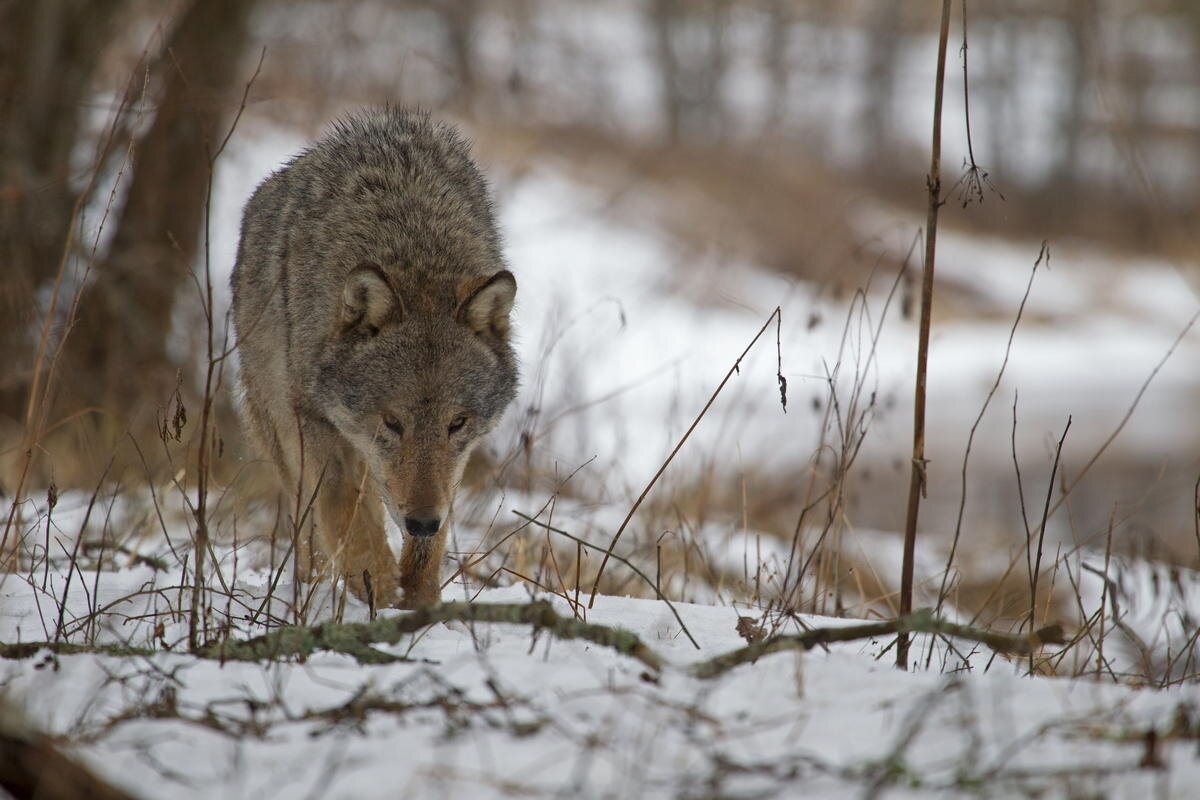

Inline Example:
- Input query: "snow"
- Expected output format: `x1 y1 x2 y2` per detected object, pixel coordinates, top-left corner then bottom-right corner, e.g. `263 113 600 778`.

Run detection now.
4 562 1200 799
6 467 1200 797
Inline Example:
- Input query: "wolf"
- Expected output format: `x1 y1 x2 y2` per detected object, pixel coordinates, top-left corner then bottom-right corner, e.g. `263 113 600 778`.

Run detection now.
231 108 518 609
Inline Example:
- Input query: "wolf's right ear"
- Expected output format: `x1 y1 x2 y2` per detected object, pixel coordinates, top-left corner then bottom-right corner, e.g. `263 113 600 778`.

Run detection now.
457 270 516 339
340 265 400 336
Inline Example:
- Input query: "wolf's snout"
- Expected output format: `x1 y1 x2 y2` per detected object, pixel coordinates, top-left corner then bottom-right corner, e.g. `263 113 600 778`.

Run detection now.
404 516 441 538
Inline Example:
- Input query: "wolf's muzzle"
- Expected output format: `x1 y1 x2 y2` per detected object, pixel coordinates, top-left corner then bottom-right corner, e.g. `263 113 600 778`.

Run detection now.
404 516 441 538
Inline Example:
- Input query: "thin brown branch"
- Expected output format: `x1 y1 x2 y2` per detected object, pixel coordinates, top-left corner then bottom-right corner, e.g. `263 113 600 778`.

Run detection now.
514 510 700 649
935 243 1046 622
898 0 953 671
587 306 784 608
1028 417 1071 672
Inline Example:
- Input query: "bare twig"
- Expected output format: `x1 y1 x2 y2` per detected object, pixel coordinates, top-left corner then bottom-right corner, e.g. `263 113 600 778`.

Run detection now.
935 243 1046 621
1 61 150 565
968 307 1200 633
514 510 700 649
1049 307 1199 520
189 44 263 651
587 307 784 608
952 0 1003 206
864 679 961 800
1193 474 1200 567
1028 417 1071 672
52 459 113 643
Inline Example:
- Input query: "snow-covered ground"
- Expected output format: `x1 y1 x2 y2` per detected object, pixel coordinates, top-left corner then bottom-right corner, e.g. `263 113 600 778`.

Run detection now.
4 555 1200 799
11 54 1198 794
5 467 1200 798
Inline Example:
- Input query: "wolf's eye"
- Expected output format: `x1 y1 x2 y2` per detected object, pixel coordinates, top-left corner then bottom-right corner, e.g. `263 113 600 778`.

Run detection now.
447 416 468 435
383 414 404 436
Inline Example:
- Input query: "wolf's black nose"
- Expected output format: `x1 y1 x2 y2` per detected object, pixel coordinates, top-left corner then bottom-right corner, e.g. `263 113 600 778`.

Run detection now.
404 516 441 538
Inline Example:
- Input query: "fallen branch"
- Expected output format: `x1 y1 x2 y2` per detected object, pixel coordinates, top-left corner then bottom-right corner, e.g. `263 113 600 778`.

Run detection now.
200 600 667 671
0 641 160 660
2 603 1061 682
690 609 1065 679
0 601 665 672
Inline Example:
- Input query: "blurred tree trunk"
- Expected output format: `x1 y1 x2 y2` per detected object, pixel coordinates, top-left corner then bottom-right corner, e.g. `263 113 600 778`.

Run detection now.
862 3 902 159
761 0 792 132
1116 51 1153 233
981 1 1018 179
695 0 731 140
56 0 256 436
436 0 480 109
1190 8 1200 215
0 0 126 427
502 0 534 114
649 0 730 144
650 0 685 143
1052 0 1097 201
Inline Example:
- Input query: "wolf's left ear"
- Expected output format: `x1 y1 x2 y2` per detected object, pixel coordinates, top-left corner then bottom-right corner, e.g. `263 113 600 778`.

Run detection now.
457 270 516 338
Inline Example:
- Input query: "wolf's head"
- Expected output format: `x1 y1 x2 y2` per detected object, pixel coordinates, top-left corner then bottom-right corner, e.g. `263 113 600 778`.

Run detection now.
315 264 518 538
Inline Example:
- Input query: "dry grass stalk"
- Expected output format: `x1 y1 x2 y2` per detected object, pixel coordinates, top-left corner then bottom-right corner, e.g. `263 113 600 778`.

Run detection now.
897 0 953 671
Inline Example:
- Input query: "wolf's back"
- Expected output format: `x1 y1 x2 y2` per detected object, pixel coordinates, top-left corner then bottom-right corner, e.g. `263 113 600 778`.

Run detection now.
232 108 507 381
237 108 501 287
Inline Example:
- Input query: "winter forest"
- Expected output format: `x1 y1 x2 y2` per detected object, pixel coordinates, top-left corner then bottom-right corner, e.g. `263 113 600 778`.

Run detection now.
3 1 1200 797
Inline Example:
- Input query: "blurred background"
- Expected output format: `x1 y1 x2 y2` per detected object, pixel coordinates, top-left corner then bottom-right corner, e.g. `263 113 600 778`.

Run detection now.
3 0 1199 629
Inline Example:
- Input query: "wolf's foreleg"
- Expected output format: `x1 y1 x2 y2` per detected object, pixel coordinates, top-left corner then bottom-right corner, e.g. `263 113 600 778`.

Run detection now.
398 530 445 609
314 460 400 607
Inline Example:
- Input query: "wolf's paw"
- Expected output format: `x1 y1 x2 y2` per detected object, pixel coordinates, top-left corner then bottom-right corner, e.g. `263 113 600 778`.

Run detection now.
399 582 441 610
349 566 400 610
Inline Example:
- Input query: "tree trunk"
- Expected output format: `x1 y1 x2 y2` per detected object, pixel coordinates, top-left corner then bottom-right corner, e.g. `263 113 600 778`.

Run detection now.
862 2 903 160
0 0 125 427
437 0 480 109
56 0 256 436
649 0 730 144
762 0 793 132
650 0 684 143
1052 0 1097 201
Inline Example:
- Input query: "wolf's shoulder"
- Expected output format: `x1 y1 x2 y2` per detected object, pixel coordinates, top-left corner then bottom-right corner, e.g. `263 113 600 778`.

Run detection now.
299 107 475 176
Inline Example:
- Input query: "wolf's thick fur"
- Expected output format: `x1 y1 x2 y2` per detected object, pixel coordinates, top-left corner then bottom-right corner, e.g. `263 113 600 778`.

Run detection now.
231 109 517 608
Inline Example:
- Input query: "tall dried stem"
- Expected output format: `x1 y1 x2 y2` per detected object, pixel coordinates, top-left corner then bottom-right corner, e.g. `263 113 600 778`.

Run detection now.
897 0 953 671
